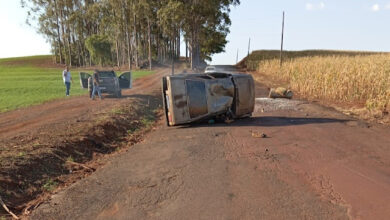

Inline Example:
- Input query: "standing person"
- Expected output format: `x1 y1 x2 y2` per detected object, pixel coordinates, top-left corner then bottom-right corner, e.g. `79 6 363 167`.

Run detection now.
91 70 102 100
62 66 73 96
88 75 93 98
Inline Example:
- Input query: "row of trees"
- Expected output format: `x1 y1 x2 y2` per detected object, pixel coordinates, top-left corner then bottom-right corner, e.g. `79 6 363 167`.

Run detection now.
22 0 240 69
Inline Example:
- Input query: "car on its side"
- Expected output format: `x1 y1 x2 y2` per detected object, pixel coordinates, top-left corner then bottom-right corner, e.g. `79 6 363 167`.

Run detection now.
79 71 132 98
162 72 255 126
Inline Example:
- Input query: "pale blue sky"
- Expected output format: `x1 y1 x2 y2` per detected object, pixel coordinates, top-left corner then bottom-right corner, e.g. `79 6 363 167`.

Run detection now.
215 0 390 64
0 0 51 58
1 0 389 64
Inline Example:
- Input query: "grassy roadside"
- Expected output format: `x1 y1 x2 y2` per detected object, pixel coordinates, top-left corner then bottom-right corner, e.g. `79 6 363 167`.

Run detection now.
0 56 154 112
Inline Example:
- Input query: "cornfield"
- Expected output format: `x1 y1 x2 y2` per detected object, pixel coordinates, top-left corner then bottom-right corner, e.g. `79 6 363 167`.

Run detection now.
256 54 390 112
240 50 381 71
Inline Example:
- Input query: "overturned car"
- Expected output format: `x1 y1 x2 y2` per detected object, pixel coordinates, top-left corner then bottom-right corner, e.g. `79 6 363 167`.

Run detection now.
162 72 255 126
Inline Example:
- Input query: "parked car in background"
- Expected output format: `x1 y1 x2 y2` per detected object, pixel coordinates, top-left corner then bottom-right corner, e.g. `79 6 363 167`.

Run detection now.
204 65 238 74
79 71 132 98
162 72 255 126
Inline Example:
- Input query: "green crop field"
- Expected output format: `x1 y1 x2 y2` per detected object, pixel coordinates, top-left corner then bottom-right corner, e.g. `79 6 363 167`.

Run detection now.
0 56 155 112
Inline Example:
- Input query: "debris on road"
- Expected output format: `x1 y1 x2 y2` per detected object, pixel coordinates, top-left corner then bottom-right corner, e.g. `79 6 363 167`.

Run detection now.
251 131 268 138
269 87 293 99
224 118 234 124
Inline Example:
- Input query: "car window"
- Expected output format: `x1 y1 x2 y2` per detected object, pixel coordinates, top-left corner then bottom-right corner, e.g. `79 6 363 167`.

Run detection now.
99 72 116 77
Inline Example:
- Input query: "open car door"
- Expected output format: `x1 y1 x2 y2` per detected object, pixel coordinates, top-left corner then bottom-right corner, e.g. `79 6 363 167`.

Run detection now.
118 72 132 89
79 72 91 89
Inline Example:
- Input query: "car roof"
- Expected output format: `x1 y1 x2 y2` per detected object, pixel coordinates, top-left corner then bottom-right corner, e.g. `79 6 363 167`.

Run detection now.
97 70 115 73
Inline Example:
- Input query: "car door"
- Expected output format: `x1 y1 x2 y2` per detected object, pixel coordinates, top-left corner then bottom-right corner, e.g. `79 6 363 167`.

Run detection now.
79 72 91 89
118 72 132 89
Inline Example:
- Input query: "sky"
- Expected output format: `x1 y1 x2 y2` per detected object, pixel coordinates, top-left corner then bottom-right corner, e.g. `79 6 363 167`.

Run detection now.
0 0 51 58
0 0 389 64
213 0 390 64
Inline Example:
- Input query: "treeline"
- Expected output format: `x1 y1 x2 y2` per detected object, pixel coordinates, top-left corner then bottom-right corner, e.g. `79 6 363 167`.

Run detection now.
22 0 240 69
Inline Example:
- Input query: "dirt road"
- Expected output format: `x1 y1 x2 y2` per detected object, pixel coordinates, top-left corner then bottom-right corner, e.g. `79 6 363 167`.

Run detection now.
28 75 390 220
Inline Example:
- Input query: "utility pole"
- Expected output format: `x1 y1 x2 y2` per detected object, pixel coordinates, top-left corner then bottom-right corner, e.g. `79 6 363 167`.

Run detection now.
248 38 251 57
236 49 239 64
280 11 285 67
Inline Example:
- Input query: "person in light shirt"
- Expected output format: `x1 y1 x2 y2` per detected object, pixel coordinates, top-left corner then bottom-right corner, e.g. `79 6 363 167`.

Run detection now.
88 75 93 98
62 66 74 96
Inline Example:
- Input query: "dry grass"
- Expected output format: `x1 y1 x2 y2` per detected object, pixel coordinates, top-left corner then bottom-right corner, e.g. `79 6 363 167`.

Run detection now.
240 50 382 71
255 54 390 114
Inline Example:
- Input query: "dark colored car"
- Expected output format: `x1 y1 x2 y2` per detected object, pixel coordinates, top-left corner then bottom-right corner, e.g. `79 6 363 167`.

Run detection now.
162 72 255 126
79 71 132 98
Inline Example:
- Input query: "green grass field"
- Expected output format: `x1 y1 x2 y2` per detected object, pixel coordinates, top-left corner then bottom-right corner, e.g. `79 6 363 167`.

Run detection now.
0 56 155 112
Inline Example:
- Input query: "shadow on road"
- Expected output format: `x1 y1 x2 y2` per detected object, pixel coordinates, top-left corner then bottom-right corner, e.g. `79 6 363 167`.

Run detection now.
250 116 348 127
181 116 348 128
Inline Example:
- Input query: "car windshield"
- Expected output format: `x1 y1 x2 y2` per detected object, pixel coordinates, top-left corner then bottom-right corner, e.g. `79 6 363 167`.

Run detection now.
99 72 116 78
